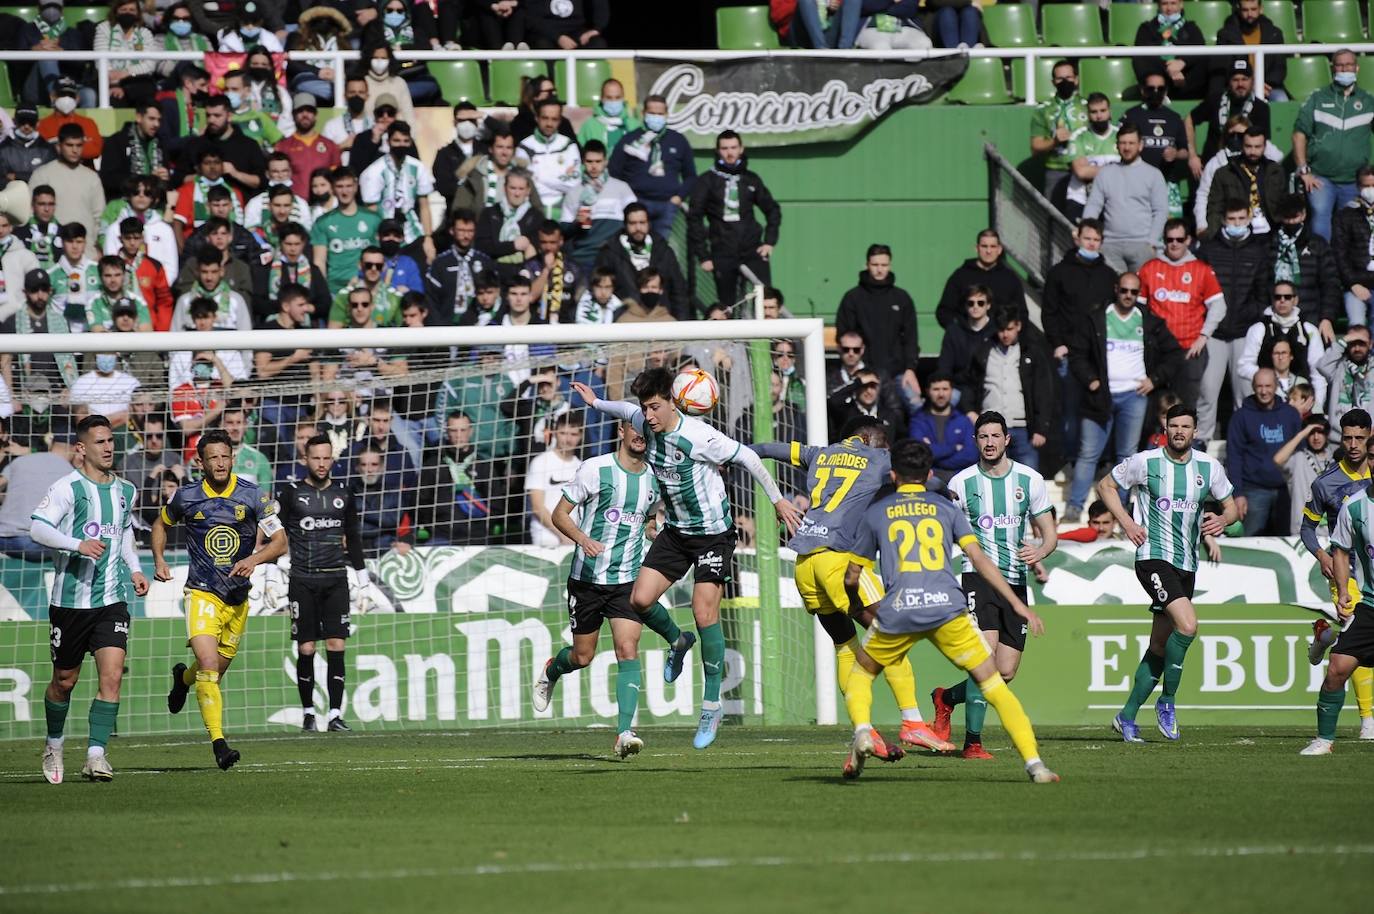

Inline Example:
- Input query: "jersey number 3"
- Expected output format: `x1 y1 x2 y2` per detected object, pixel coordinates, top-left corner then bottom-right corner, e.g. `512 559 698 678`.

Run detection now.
810 467 861 512
889 519 945 572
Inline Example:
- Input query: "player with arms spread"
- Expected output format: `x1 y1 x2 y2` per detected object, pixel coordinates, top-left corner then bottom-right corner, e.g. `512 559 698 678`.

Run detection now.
1097 403 1238 743
573 369 802 749
932 411 1058 760
750 419 948 757
155 430 288 770
1296 408 1374 740
275 434 368 733
842 439 1057 783
1302 484 1374 754
533 420 670 758
32 415 149 784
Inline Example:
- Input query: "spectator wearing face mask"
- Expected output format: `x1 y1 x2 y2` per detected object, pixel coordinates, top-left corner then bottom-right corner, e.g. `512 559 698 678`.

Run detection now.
215 2 283 52
94 1 158 109
1060 93 1119 223
159 4 213 81
1185 59 1270 181
579 80 641 152
609 95 696 240
69 354 140 428
1030 60 1089 201
0 106 56 183
38 80 103 163
1295 49 1374 242
431 103 489 208
1121 65 1190 220
359 122 437 263
1261 194 1342 342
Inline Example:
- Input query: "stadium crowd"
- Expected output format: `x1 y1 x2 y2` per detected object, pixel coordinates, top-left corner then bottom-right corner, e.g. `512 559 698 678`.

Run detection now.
0 1 1366 559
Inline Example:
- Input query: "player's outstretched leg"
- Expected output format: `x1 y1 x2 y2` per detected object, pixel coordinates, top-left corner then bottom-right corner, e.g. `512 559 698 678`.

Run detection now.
534 647 584 713
325 649 350 731
976 671 1058 783
886 657 949 751
168 662 192 714
692 622 726 749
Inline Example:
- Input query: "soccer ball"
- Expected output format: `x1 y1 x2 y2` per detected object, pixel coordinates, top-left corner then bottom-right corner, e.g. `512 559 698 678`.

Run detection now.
672 368 719 415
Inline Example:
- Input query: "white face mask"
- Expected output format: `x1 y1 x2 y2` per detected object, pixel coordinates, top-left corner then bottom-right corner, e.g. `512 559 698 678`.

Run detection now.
370 59 390 76
54 97 77 115
455 120 479 141
1361 186 1374 205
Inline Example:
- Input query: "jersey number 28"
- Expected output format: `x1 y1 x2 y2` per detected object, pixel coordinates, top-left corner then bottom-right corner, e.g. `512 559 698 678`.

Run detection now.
888 519 945 572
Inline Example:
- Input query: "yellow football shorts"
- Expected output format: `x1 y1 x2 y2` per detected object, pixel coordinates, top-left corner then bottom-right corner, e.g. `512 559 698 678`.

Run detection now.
1330 577 1361 609
863 613 992 672
185 588 250 659
795 550 884 615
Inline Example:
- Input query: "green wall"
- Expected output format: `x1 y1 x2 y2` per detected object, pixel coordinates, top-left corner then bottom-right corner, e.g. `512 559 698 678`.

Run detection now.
727 100 1305 352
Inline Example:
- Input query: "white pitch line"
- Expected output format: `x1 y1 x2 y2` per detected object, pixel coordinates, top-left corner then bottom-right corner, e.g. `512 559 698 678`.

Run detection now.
3 845 1371 897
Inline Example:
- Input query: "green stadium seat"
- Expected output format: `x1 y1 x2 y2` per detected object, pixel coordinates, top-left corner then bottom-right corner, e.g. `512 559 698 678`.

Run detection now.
946 57 1012 105
64 6 106 26
430 60 488 105
1302 1 1365 43
1357 56 1374 94
554 58 613 108
0 7 38 20
1284 55 1333 101
1108 3 1155 46
1185 2 1231 44
1042 4 1105 48
487 59 547 107
1266 1 1298 40
1080 57 1137 103
716 5 781 50
0 64 15 110
1011 57 1057 103
984 3 1038 48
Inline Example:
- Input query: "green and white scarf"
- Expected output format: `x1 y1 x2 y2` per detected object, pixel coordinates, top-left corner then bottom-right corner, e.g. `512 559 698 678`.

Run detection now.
619 233 652 271
164 31 211 53
36 19 67 41
23 221 59 269
252 81 282 117
1274 231 1301 285
624 130 665 177
713 165 741 223
377 156 425 243
497 198 530 264
14 304 77 388
193 280 238 327
191 176 243 226
477 158 504 208
124 124 163 176
384 18 415 48
266 254 312 300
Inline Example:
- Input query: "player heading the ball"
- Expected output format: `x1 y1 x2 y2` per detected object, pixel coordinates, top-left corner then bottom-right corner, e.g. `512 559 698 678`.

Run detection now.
573 369 802 749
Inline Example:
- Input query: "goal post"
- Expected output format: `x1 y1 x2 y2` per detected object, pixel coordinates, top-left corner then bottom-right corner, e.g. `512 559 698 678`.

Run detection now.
0 317 835 738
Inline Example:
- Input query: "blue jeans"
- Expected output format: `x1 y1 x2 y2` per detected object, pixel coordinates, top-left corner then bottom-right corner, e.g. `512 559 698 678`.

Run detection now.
1068 390 1149 511
1344 289 1370 328
1059 358 1081 475
0 534 47 563
935 5 981 48
1241 485 1288 536
1308 177 1358 242
794 0 864 48
1008 426 1040 471
289 72 334 106
641 199 680 241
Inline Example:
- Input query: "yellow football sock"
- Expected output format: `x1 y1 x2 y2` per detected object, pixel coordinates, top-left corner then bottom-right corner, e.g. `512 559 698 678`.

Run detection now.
194 669 224 742
979 672 1040 763
1353 666 1373 719
181 662 198 688
883 656 918 713
835 640 857 697
844 666 876 729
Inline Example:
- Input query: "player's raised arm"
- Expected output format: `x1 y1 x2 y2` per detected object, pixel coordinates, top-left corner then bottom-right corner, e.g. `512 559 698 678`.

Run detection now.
571 381 642 423
748 441 819 468
964 540 1045 637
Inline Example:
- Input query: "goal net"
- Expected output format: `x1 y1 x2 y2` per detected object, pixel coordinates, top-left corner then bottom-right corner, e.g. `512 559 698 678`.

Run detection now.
0 314 835 739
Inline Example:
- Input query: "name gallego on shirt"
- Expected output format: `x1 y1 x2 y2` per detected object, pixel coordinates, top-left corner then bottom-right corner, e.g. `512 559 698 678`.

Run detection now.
886 500 939 519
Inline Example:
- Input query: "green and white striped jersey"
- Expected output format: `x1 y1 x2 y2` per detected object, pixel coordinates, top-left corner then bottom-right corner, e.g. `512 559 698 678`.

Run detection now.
1330 491 1374 606
947 461 1052 585
31 470 138 609
561 453 660 585
639 413 740 536
1110 447 1234 573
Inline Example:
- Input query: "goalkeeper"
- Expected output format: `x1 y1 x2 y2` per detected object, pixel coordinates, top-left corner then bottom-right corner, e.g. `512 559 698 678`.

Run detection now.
750 419 951 756
573 371 802 749
274 435 369 733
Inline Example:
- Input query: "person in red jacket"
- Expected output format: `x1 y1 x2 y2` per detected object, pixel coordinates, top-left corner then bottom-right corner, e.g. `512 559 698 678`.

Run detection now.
1138 217 1226 424
114 217 174 332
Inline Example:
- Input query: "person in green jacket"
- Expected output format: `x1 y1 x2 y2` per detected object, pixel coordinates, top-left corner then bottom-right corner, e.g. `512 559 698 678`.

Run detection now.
577 79 642 154
1294 49 1374 242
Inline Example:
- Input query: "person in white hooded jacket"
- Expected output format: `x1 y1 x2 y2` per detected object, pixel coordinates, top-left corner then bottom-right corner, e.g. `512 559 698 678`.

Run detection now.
516 98 582 222
1238 279 1327 407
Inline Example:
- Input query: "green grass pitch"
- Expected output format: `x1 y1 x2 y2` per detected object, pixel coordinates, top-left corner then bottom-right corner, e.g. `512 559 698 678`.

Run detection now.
2 725 1371 913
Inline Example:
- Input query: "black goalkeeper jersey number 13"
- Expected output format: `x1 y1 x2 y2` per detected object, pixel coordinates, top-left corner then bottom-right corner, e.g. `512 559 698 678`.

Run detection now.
277 480 365 576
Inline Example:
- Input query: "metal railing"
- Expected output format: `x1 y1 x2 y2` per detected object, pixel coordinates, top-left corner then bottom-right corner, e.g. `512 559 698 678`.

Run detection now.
5 43 1374 109
985 141 1076 292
